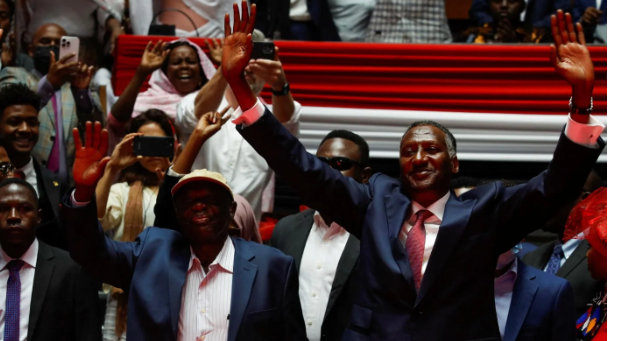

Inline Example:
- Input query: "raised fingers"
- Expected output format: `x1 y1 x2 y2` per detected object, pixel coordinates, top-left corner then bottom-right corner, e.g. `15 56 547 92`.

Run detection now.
85 121 93 148
565 13 577 43
551 15 563 47
557 11 569 44
225 13 231 37
100 129 109 156
73 127 83 150
239 1 248 32
576 23 587 45
247 3 257 34
93 121 102 150
144 41 152 54
233 3 240 33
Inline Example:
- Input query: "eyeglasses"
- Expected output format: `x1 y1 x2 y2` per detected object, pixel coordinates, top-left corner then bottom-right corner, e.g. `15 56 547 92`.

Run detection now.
317 156 363 171
0 162 15 176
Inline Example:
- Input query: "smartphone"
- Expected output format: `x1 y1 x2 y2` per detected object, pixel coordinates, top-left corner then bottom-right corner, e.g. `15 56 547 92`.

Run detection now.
59 36 80 63
133 136 175 158
251 42 275 60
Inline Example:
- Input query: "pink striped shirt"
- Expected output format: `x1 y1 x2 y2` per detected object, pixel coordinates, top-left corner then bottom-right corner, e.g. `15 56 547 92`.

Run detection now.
177 237 235 341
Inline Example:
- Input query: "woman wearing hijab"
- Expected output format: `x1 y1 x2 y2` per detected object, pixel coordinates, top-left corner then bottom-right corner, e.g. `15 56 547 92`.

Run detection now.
563 187 607 341
230 194 263 243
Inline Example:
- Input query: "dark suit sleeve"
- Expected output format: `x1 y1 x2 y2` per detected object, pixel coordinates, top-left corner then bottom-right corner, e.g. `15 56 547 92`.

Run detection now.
237 109 372 238
282 258 308 340
153 173 181 230
532 0 572 29
74 267 103 341
551 281 576 341
61 191 152 290
468 0 494 26
494 131 604 253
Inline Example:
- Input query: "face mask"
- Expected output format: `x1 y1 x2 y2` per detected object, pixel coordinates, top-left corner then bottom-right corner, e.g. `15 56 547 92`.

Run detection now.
496 243 523 270
33 45 59 75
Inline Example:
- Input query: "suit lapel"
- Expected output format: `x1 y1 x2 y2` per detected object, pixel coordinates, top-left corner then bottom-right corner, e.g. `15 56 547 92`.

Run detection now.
228 239 257 341
27 242 55 341
168 241 191 337
325 235 360 318
384 193 414 293
524 242 554 270
556 241 589 278
288 210 315 269
503 264 538 341
416 194 476 307
33 160 61 219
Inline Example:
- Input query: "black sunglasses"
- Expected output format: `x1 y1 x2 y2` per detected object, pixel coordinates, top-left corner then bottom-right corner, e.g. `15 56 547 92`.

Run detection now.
0 162 15 176
317 156 363 171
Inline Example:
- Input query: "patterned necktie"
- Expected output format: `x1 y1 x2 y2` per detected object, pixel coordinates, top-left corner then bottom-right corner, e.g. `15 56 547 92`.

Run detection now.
545 244 564 275
405 210 433 291
4 260 24 341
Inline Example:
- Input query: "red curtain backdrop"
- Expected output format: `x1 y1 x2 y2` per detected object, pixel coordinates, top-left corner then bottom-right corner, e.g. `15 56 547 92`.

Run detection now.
113 35 607 116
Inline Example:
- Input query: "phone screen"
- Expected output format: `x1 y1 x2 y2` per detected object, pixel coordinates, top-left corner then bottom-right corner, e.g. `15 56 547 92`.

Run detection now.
251 42 275 60
133 136 175 158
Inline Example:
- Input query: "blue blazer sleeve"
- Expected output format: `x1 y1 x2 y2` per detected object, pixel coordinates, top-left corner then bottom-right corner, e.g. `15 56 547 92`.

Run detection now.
532 0 572 29
283 258 309 340
237 108 372 238
552 281 576 341
153 173 181 231
60 191 150 291
469 0 494 26
492 130 604 253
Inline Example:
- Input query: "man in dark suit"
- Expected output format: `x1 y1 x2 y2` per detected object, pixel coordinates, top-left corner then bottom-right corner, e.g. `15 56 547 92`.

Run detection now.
494 245 575 341
0 178 100 341
221 5 604 340
0 83 68 250
522 170 605 317
271 130 372 341
573 0 606 43
62 121 307 341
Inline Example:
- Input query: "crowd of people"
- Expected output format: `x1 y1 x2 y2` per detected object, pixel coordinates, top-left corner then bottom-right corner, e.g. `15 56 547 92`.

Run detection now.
0 0 608 341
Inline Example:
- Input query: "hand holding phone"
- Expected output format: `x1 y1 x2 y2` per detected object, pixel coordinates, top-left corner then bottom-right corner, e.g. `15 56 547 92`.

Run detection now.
59 36 80 63
250 42 275 60
133 136 175 158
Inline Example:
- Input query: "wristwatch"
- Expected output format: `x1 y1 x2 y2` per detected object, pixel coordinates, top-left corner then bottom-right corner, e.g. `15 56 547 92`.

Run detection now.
272 83 290 96
569 96 593 115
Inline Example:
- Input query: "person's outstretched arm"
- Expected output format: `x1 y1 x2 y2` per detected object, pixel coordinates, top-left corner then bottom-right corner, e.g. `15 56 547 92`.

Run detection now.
220 2 371 237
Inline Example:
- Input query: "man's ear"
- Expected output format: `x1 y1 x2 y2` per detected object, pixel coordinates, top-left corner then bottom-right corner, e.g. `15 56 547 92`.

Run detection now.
451 155 460 175
362 167 373 184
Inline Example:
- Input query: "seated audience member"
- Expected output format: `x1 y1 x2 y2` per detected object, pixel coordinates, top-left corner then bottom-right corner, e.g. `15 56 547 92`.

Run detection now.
108 39 216 152
0 23 103 184
522 170 605 317
573 0 606 44
15 0 123 66
62 121 307 341
469 0 570 41
279 0 341 41
271 130 371 341
96 110 175 341
0 83 68 249
562 187 607 341
0 178 101 341
0 2 34 71
221 5 604 340
175 26 301 222
366 0 452 43
465 0 544 43
326 0 376 42
493 243 575 341
231 194 263 243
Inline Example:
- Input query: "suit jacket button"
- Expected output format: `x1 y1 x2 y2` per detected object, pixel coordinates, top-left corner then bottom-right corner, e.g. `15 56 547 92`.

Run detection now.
50 136 55 141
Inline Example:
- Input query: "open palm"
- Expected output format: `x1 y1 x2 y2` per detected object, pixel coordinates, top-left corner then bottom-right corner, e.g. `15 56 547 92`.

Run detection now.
108 133 141 171
222 2 256 80
73 122 110 187
140 40 169 74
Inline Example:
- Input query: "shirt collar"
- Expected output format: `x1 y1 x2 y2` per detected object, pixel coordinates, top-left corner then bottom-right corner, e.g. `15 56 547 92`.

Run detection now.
560 238 583 260
18 157 35 178
411 191 451 223
494 257 518 292
0 238 39 270
188 236 235 274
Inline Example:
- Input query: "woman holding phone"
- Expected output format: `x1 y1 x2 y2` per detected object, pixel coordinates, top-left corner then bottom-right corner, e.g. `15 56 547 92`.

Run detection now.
96 109 176 341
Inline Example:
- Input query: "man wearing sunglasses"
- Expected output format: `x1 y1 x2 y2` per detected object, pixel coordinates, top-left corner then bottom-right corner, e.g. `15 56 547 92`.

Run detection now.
0 83 68 250
271 130 372 341
223 4 605 341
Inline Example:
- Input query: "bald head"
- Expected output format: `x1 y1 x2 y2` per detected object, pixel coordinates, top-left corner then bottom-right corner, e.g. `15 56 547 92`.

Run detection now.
28 24 66 56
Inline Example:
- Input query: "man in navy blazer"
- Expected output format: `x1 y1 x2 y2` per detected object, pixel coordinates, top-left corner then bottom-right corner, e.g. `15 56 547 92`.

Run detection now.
220 6 604 341
60 121 307 341
494 246 575 341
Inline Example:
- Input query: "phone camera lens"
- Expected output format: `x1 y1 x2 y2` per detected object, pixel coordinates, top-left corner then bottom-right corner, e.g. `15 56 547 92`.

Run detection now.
67 41 71 46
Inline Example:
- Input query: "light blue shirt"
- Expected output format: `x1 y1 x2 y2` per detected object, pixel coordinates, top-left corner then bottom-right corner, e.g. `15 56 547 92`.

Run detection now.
327 0 376 41
542 238 583 271
494 258 518 340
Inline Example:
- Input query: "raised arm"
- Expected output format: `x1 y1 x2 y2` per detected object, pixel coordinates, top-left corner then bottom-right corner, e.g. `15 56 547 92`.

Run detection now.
493 11 605 252
194 39 228 119
61 122 148 290
221 2 371 236
110 41 169 122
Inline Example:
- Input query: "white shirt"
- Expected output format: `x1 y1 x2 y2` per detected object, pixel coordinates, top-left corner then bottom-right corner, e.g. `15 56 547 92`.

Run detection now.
542 238 583 271
289 0 312 21
177 237 235 341
328 0 376 41
398 192 450 275
494 257 518 340
99 182 158 241
18 158 38 198
299 212 350 341
0 239 39 341
175 92 301 222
